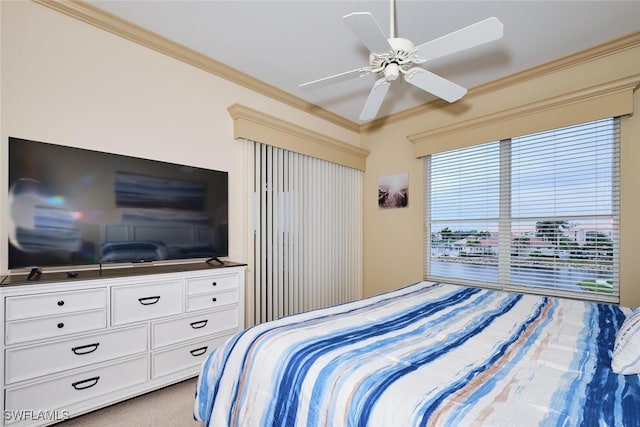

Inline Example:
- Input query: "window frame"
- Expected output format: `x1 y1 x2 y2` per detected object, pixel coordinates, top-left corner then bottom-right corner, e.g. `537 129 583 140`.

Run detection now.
424 118 620 303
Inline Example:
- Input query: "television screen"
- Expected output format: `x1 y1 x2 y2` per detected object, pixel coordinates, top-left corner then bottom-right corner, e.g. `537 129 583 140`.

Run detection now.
8 137 228 270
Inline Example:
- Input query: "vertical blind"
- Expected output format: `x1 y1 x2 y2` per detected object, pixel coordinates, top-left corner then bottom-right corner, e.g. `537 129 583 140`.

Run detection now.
252 142 363 324
425 118 620 302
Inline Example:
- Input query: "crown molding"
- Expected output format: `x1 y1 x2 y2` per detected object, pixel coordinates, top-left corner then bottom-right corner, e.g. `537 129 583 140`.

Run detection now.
32 0 361 133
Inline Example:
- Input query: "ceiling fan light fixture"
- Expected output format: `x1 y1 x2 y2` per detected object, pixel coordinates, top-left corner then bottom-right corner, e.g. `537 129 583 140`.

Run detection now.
384 63 400 81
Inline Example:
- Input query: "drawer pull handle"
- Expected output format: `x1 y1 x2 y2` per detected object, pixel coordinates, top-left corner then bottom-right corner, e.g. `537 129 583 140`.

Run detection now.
212 282 217 286
138 296 160 305
57 322 65 329
190 320 208 329
57 300 65 306
190 346 208 357
212 297 217 302
72 343 100 355
71 376 100 390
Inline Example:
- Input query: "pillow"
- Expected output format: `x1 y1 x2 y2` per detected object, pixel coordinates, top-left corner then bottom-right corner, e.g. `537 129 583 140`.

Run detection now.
611 309 640 375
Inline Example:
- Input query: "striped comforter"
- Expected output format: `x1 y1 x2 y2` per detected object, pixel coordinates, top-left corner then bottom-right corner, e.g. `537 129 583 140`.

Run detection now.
194 282 640 426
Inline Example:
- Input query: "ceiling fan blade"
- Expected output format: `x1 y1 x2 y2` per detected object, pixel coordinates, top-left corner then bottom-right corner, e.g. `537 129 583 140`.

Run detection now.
299 67 371 90
414 17 503 63
360 78 391 121
343 12 394 54
404 68 467 102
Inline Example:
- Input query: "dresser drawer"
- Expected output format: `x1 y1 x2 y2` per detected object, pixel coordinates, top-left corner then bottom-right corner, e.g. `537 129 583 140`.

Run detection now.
4 356 148 418
152 306 239 349
5 309 106 345
111 280 183 326
5 325 148 384
186 274 238 295
151 335 231 379
5 288 106 321
186 290 238 312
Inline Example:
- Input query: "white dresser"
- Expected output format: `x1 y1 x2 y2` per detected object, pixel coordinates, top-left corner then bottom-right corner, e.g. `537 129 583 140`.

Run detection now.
0 263 245 426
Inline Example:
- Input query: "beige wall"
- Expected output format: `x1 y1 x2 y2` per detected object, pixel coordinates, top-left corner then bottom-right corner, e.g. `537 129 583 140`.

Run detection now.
362 38 640 307
0 1 359 275
361 123 425 296
619 88 640 307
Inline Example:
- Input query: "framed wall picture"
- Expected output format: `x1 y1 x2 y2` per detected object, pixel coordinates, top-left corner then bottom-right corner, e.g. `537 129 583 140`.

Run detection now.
378 172 408 209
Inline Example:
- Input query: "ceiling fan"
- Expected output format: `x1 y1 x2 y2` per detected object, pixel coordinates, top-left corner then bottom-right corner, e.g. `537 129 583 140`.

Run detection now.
299 0 504 121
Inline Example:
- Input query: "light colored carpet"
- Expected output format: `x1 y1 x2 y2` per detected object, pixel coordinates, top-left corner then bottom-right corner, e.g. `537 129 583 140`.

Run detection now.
59 378 200 427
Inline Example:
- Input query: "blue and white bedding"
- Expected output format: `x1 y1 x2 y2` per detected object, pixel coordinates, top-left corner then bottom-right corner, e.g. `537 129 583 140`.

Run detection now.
194 282 640 426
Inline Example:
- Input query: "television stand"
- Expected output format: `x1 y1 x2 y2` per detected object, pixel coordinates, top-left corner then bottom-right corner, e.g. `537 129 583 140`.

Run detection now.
27 267 42 281
0 263 246 427
205 257 224 266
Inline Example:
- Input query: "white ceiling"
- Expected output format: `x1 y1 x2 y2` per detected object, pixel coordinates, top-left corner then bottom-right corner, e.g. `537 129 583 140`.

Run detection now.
87 0 640 124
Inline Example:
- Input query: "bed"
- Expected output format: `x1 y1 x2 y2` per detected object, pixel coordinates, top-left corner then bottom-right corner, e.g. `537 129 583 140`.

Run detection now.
193 281 640 426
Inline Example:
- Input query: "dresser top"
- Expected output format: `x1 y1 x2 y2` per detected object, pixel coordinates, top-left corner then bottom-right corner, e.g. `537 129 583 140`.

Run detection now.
0 261 247 288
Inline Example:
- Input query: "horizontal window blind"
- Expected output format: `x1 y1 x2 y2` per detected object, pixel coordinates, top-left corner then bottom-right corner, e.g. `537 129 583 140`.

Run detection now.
427 142 501 285
426 118 620 302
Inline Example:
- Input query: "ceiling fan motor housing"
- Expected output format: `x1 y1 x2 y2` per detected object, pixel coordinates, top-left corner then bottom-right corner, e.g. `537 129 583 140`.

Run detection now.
370 37 416 81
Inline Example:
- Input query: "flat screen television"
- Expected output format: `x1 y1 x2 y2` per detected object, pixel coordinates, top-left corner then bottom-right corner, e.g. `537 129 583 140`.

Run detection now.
8 137 228 270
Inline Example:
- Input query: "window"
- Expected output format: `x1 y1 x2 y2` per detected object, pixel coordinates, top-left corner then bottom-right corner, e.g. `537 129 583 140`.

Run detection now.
425 118 619 302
